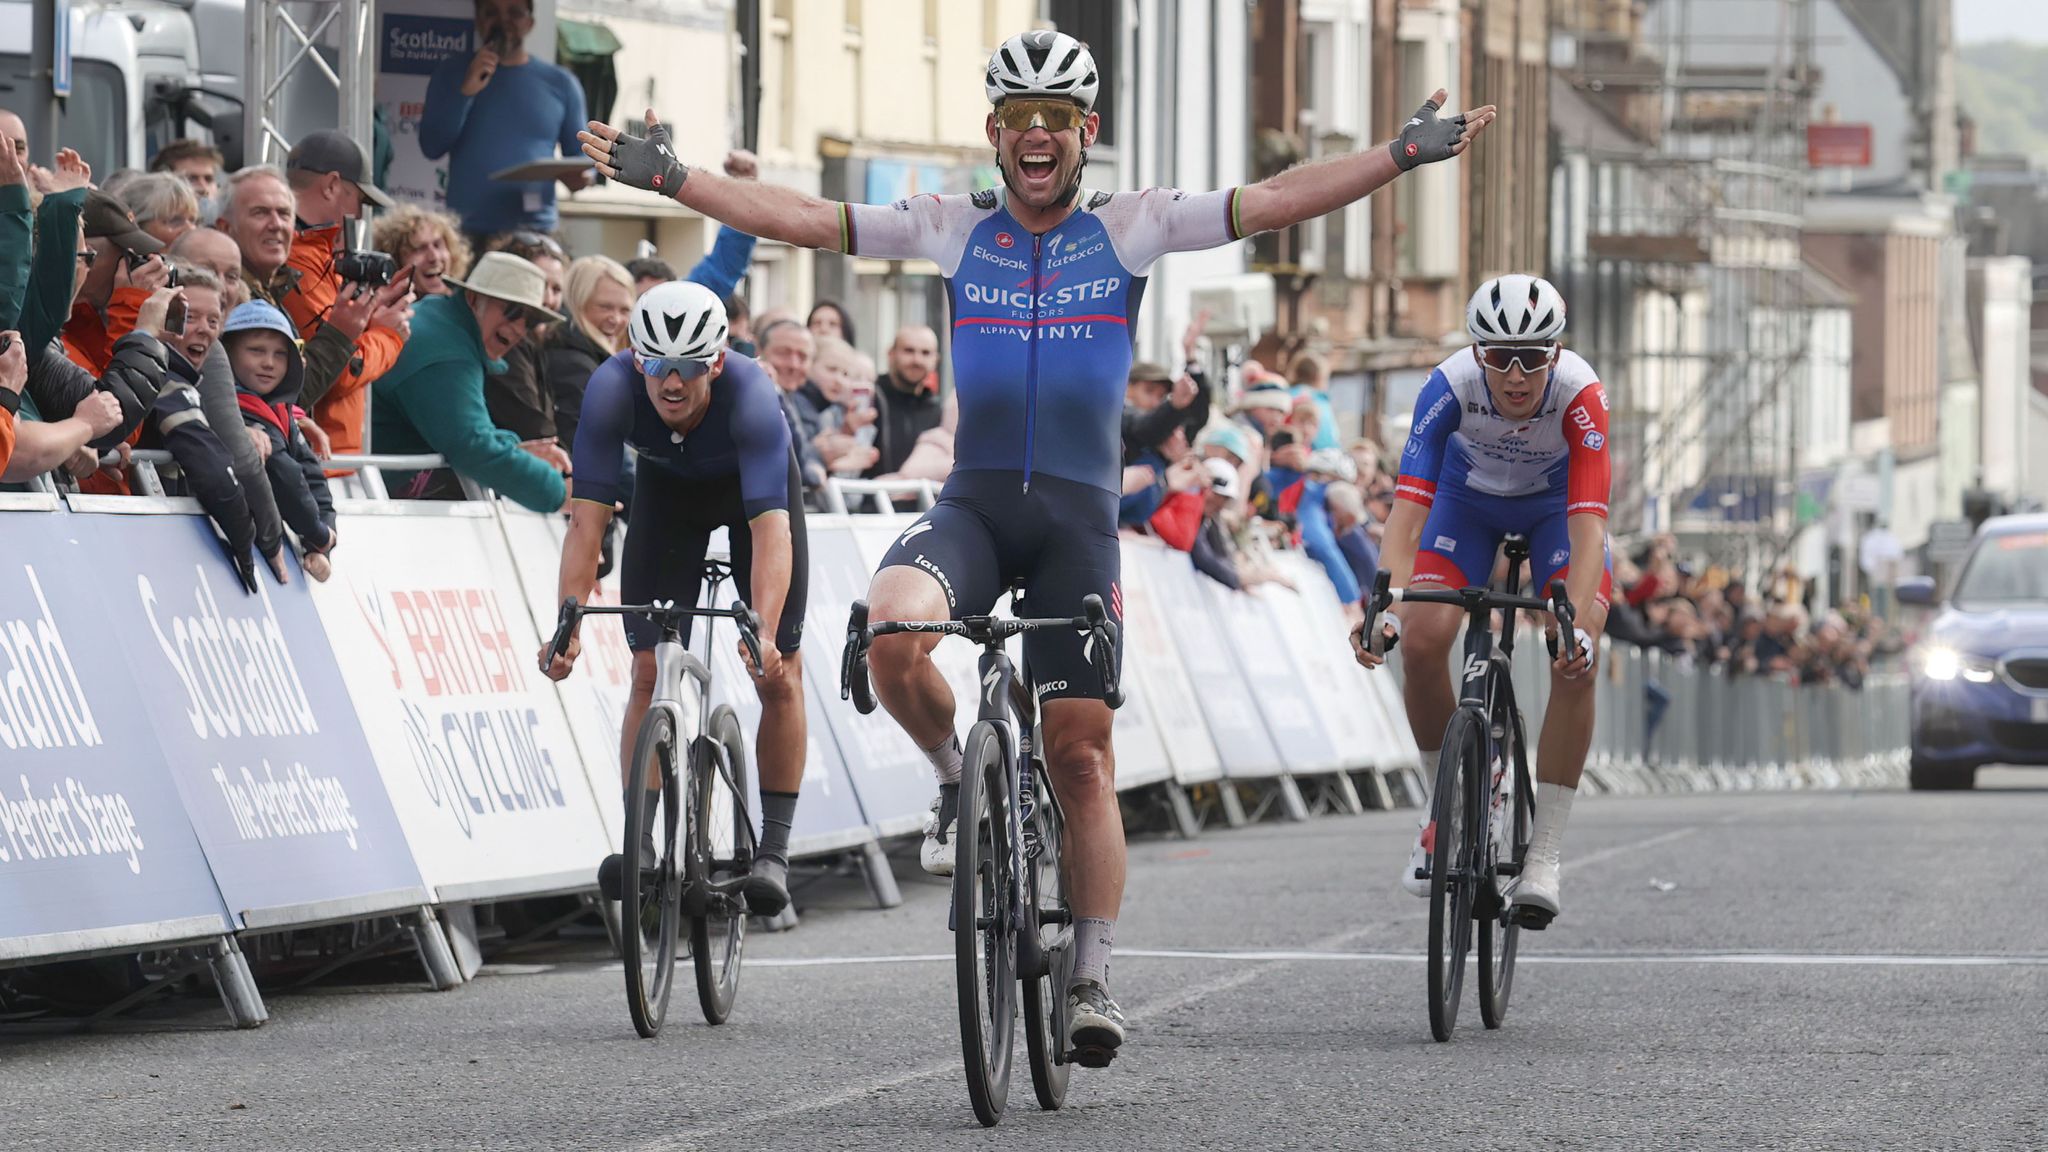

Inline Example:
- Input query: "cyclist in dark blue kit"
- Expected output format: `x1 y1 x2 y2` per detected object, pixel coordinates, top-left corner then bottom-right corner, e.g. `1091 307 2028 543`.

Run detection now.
582 31 1493 1058
538 280 808 916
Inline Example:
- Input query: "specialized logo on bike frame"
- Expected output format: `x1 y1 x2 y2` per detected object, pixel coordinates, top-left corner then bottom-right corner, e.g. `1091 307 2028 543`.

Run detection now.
983 667 1002 706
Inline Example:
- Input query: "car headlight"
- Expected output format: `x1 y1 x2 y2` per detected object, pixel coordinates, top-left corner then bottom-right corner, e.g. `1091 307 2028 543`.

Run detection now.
1917 646 1996 683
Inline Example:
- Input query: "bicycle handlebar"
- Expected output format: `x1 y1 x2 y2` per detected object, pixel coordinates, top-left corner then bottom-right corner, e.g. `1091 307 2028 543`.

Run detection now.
541 596 766 679
1360 572 1582 663
840 593 1123 711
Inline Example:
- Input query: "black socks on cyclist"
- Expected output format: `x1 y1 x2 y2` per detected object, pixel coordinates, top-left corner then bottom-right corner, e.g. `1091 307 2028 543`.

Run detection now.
757 790 799 866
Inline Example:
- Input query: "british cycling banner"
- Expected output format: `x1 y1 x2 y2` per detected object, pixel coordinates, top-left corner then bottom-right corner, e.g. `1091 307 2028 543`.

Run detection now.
799 520 936 838
0 512 232 960
83 513 427 928
1117 536 1224 786
309 507 613 902
1202 580 1343 774
1127 542 1286 777
1272 552 1423 772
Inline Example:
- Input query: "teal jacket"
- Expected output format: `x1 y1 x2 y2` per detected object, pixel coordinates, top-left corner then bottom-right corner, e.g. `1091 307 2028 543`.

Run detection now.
0 185 85 358
371 293 567 512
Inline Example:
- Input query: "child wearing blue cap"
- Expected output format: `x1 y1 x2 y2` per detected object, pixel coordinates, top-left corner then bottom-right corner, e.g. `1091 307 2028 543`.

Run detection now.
223 301 339 581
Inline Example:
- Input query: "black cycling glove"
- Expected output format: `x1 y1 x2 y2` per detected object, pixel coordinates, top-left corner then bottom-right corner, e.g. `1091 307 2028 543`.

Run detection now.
1389 97 1468 171
603 119 690 195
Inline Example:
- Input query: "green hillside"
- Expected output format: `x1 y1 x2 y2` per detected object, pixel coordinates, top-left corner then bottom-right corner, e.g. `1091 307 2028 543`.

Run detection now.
1957 41 2048 163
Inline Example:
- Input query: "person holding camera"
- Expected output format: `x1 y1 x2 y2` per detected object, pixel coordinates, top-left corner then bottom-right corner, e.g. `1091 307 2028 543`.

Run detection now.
278 130 416 464
421 0 592 246
64 191 173 377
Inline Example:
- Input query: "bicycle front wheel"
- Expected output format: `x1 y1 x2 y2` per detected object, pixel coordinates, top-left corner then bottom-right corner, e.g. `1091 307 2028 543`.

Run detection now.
1020 760 1071 1112
1428 708 1485 1042
690 704 754 1025
954 721 1015 1127
1479 698 1530 1030
623 707 682 1039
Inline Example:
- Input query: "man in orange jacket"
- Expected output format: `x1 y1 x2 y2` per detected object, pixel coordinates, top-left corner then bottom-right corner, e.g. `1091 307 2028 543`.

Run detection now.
65 191 168 375
275 131 414 462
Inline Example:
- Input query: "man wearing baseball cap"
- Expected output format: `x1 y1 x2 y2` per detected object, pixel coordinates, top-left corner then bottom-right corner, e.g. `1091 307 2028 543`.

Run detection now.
65 190 175 375
281 128 414 463
372 250 569 514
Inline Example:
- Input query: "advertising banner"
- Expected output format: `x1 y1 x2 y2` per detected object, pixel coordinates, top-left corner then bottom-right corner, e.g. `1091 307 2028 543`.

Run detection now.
494 507 635 851
1273 553 1421 771
375 0 475 210
1117 537 1223 786
309 509 612 902
92 514 426 928
1130 543 1284 777
1203 581 1341 774
0 513 232 959
800 520 934 837
1253 570 1382 770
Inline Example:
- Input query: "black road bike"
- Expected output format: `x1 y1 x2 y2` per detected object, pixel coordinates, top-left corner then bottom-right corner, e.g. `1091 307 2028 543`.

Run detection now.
544 561 764 1037
1361 534 1580 1041
842 592 1121 1127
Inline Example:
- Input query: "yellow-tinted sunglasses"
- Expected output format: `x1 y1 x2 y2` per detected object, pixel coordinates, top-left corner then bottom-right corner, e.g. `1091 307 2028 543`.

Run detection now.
994 98 1088 134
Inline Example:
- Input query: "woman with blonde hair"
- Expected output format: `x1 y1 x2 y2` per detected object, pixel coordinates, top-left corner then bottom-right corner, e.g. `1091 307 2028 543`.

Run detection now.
119 172 202 246
369 205 471 297
545 254 634 451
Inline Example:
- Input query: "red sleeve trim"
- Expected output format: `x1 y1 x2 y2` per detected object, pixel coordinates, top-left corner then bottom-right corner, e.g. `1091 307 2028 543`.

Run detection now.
1394 475 1437 509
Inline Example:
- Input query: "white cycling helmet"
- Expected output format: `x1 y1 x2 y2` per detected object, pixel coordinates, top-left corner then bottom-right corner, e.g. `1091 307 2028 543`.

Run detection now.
986 30 1100 111
1306 448 1357 483
1466 274 1567 344
630 280 728 363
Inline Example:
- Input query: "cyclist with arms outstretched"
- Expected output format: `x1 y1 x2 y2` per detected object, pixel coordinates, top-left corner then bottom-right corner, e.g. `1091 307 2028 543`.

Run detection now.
581 30 1493 1059
1353 274 1612 927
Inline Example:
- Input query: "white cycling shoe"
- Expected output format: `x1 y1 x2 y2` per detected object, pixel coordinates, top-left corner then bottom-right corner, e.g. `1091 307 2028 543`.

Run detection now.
920 784 959 877
1400 821 1433 897
1512 847 1561 927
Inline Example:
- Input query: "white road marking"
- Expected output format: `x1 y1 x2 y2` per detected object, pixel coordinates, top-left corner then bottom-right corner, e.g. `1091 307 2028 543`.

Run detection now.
742 949 2048 970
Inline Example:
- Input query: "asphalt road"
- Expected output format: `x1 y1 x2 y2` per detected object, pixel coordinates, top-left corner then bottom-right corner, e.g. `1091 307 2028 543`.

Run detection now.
7 773 2047 1151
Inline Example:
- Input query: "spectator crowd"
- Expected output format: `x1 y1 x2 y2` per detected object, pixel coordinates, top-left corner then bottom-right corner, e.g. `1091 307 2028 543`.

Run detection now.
0 11 1890 703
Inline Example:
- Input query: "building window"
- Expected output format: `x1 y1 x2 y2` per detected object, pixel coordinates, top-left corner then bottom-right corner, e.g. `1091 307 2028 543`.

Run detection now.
1047 0 1117 146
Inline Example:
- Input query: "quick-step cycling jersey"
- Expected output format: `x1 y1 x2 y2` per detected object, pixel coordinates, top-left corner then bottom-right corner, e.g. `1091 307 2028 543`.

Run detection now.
840 186 1246 494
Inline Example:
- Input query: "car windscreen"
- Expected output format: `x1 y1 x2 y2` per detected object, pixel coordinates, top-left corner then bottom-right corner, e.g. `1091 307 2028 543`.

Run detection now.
1952 531 2048 610
0 55 125 177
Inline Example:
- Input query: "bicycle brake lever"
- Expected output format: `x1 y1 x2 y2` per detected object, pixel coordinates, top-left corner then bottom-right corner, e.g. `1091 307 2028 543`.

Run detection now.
542 597 579 671
1547 580 1582 663
733 600 765 677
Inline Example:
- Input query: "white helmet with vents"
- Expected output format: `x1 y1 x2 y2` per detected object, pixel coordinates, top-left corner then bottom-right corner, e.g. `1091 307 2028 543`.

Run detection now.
985 29 1100 111
630 280 728 363
1466 274 1567 344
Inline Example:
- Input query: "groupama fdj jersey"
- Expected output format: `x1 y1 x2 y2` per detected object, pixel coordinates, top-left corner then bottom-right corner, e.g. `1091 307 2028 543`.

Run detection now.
839 186 1246 494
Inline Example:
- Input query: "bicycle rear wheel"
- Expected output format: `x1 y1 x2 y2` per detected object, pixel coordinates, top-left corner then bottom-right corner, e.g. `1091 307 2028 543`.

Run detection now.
1479 696 1530 1029
954 721 1015 1127
1428 708 1485 1042
623 707 682 1039
1021 761 1071 1112
691 704 754 1025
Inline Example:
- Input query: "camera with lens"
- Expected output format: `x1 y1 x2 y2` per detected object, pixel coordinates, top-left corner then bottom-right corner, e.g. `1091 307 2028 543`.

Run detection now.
335 250 398 288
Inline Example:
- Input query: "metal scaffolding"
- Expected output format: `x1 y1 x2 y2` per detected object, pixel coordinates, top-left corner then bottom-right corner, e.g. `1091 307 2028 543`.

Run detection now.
243 0 378 168
1552 0 1818 576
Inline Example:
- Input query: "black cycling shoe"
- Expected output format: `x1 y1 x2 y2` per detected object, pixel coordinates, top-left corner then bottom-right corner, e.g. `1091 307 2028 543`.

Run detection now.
597 853 626 902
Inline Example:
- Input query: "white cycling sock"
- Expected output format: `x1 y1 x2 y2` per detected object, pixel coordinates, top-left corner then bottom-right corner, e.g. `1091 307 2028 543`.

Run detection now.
923 733 963 786
1529 781 1576 863
1414 747 1440 830
1072 917 1115 990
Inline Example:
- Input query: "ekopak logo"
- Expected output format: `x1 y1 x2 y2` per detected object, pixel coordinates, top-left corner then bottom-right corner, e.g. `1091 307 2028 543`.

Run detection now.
995 232 1015 249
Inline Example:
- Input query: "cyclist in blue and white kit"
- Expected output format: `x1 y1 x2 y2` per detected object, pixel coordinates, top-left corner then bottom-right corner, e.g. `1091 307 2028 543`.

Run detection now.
581 31 1494 1059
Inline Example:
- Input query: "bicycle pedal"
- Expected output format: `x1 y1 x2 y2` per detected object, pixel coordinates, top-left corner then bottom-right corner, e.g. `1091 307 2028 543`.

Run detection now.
1511 905 1555 931
1494 861 1522 877
1413 867 1431 881
1066 1044 1118 1069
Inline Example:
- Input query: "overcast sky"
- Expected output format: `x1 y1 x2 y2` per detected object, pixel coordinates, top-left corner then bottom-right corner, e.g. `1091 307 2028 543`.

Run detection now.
1953 0 2048 44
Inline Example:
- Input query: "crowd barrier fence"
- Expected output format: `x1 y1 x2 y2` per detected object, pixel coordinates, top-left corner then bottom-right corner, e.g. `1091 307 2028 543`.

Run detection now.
1 463 1908 1026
